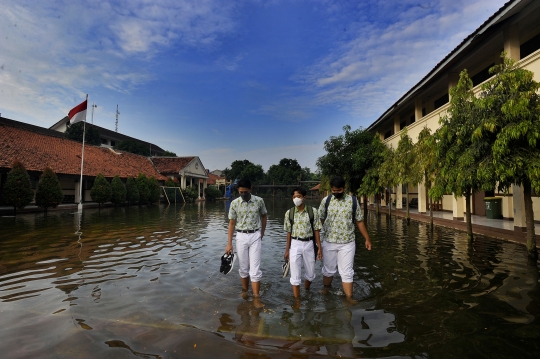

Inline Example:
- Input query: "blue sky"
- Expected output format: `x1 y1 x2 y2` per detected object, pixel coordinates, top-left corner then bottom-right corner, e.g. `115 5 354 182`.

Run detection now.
0 0 507 172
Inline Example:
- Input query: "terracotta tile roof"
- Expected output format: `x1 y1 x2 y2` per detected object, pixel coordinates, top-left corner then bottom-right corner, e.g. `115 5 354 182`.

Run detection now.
151 157 195 174
205 173 221 185
0 123 167 180
310 184 320 191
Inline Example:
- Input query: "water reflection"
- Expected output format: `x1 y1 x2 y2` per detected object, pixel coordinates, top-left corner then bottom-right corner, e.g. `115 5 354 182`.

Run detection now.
0 202 539 358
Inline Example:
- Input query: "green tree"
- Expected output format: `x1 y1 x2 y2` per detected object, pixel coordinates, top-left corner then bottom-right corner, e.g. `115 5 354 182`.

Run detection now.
110 175 127 206
224 160 265 184
65 121 102 146
148 176 161 204
205 185 222 200
116 140 150 156
182 185 198 202
136 173 150 204
3 160 34 214
35 167 64 213
475 55 540 258
126 177 140 204
434 70 492 242
90 173 112 209
267 158 303 185
358 135 386 215
415 127 438 228
395 128 422 224
378 145 398 218
162 150 177 157
316 125 375 193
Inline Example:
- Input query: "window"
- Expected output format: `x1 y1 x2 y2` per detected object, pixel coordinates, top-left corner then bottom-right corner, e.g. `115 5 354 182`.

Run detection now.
422 107 426 117
400 121 406 130
410 115 415 124
471 63 494 87
110 141 116 146
384 130 393 139
434 93 449 109
101 138 107 144
521 32 540 59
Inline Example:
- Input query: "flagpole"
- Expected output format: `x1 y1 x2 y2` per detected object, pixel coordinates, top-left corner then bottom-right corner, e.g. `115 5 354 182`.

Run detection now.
77 94 88 213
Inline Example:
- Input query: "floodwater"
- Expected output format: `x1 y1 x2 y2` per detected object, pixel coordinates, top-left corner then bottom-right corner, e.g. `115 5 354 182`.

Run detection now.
1 200 539 359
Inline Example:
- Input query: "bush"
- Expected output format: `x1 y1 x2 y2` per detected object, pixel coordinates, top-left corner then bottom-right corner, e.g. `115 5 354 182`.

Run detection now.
90 173 112 208
204 185 221 200
3 160 34 214
111 175 126 206
148 176 160 204
35 167 64 212
126 177 140 204
136 173 150 204
182 186 198 202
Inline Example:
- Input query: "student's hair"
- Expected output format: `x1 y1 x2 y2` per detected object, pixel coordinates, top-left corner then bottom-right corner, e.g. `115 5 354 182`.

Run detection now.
291 187 306 197
330 176 346 188
237 178 252 189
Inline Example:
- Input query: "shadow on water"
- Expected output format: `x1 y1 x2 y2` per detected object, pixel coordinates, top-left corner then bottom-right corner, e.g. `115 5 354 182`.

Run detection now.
0 200 539 358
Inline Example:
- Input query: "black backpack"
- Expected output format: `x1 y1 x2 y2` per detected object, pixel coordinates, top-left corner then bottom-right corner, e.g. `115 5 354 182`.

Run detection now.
288 206 317 259
320 195 358 223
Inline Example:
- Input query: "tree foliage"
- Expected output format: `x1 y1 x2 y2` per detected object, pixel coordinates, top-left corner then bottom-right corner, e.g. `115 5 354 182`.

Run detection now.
317 125 374 193
358 135 386 213
126 177 140 204
475 54 540 256
65 122 102 146
395 128 422 222
161 150 177 157
90 173 112 208
377 145 398 216
267 158 303 185
3 160 35 213
415 127 438 226
35 167 64 212
224 160 265 183
110 175 127 206
205 185 222 200
148 176 161 204
136 173 150 204
116 140 150 156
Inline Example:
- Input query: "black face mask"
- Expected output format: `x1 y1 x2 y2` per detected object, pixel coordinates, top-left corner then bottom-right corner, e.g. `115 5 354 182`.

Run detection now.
240 193 251 201
333 192 344 199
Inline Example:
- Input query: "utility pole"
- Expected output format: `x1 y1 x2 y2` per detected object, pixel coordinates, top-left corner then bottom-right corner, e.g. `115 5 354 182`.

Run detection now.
91 103 97 124
115 105 120 132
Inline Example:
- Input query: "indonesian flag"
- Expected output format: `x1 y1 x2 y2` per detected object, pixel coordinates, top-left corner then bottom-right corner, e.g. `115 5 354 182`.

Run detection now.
68 100 87 125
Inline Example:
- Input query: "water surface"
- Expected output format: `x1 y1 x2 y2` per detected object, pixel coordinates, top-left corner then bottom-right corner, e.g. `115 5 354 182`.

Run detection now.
1 200 539 358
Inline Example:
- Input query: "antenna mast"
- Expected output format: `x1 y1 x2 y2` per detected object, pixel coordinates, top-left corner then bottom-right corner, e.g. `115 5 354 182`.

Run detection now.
115 105 120 132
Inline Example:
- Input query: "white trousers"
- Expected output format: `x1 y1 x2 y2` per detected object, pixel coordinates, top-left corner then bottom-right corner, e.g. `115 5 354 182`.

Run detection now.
289 239 316 286
235 231 262 282
321 240 355 283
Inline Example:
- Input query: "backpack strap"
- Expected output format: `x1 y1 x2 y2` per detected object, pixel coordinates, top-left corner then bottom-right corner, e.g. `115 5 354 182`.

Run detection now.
322 195 332 220
352 196 357 223
288 207 295 229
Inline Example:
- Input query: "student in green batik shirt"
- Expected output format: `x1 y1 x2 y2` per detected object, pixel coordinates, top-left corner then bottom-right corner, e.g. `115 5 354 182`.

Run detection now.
319 176 372 300
225 178 267 297
283 187 323 299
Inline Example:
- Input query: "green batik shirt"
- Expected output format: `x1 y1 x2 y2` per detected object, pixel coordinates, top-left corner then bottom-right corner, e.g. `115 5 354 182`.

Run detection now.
318 194 363 244
283 206 322 238
228 195 267 230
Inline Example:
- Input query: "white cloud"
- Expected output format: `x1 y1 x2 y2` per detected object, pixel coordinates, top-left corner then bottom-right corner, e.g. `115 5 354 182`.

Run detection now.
0 0 238 124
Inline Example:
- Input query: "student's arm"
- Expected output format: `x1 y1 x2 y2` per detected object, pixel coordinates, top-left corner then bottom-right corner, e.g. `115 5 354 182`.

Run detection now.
314 230 322 260
356 221 372 250
260 214 267 239
226 219 236 254
284 232 291 260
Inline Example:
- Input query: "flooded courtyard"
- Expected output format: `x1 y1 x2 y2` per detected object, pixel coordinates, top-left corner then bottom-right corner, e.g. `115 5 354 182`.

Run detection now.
1 200 540 359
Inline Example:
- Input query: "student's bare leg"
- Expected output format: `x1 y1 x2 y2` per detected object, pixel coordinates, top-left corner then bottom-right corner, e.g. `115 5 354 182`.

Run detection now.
251 281 260 297
304 280 312 290
322 275 333 294
292 285 301 298
241 277 249 292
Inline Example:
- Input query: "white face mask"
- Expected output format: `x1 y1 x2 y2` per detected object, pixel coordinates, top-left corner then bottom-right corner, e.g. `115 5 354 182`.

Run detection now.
293 197 304 207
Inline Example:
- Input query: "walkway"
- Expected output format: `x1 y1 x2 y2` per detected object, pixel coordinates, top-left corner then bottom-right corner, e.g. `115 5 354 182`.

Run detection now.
370 205 540 248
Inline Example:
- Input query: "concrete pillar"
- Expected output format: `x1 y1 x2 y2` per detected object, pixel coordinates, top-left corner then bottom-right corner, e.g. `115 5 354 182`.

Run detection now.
203 179 207 199
394 114 401 134
418 180 426 213
512 184 527 230
504 23 520 61
448 72 459 99
396 184 403 209
198 180 201 199
181 174 186 189
452 195 464 220
415 98 423 122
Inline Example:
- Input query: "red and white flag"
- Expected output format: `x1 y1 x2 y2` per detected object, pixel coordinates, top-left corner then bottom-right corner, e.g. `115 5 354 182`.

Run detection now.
68 100 87 125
